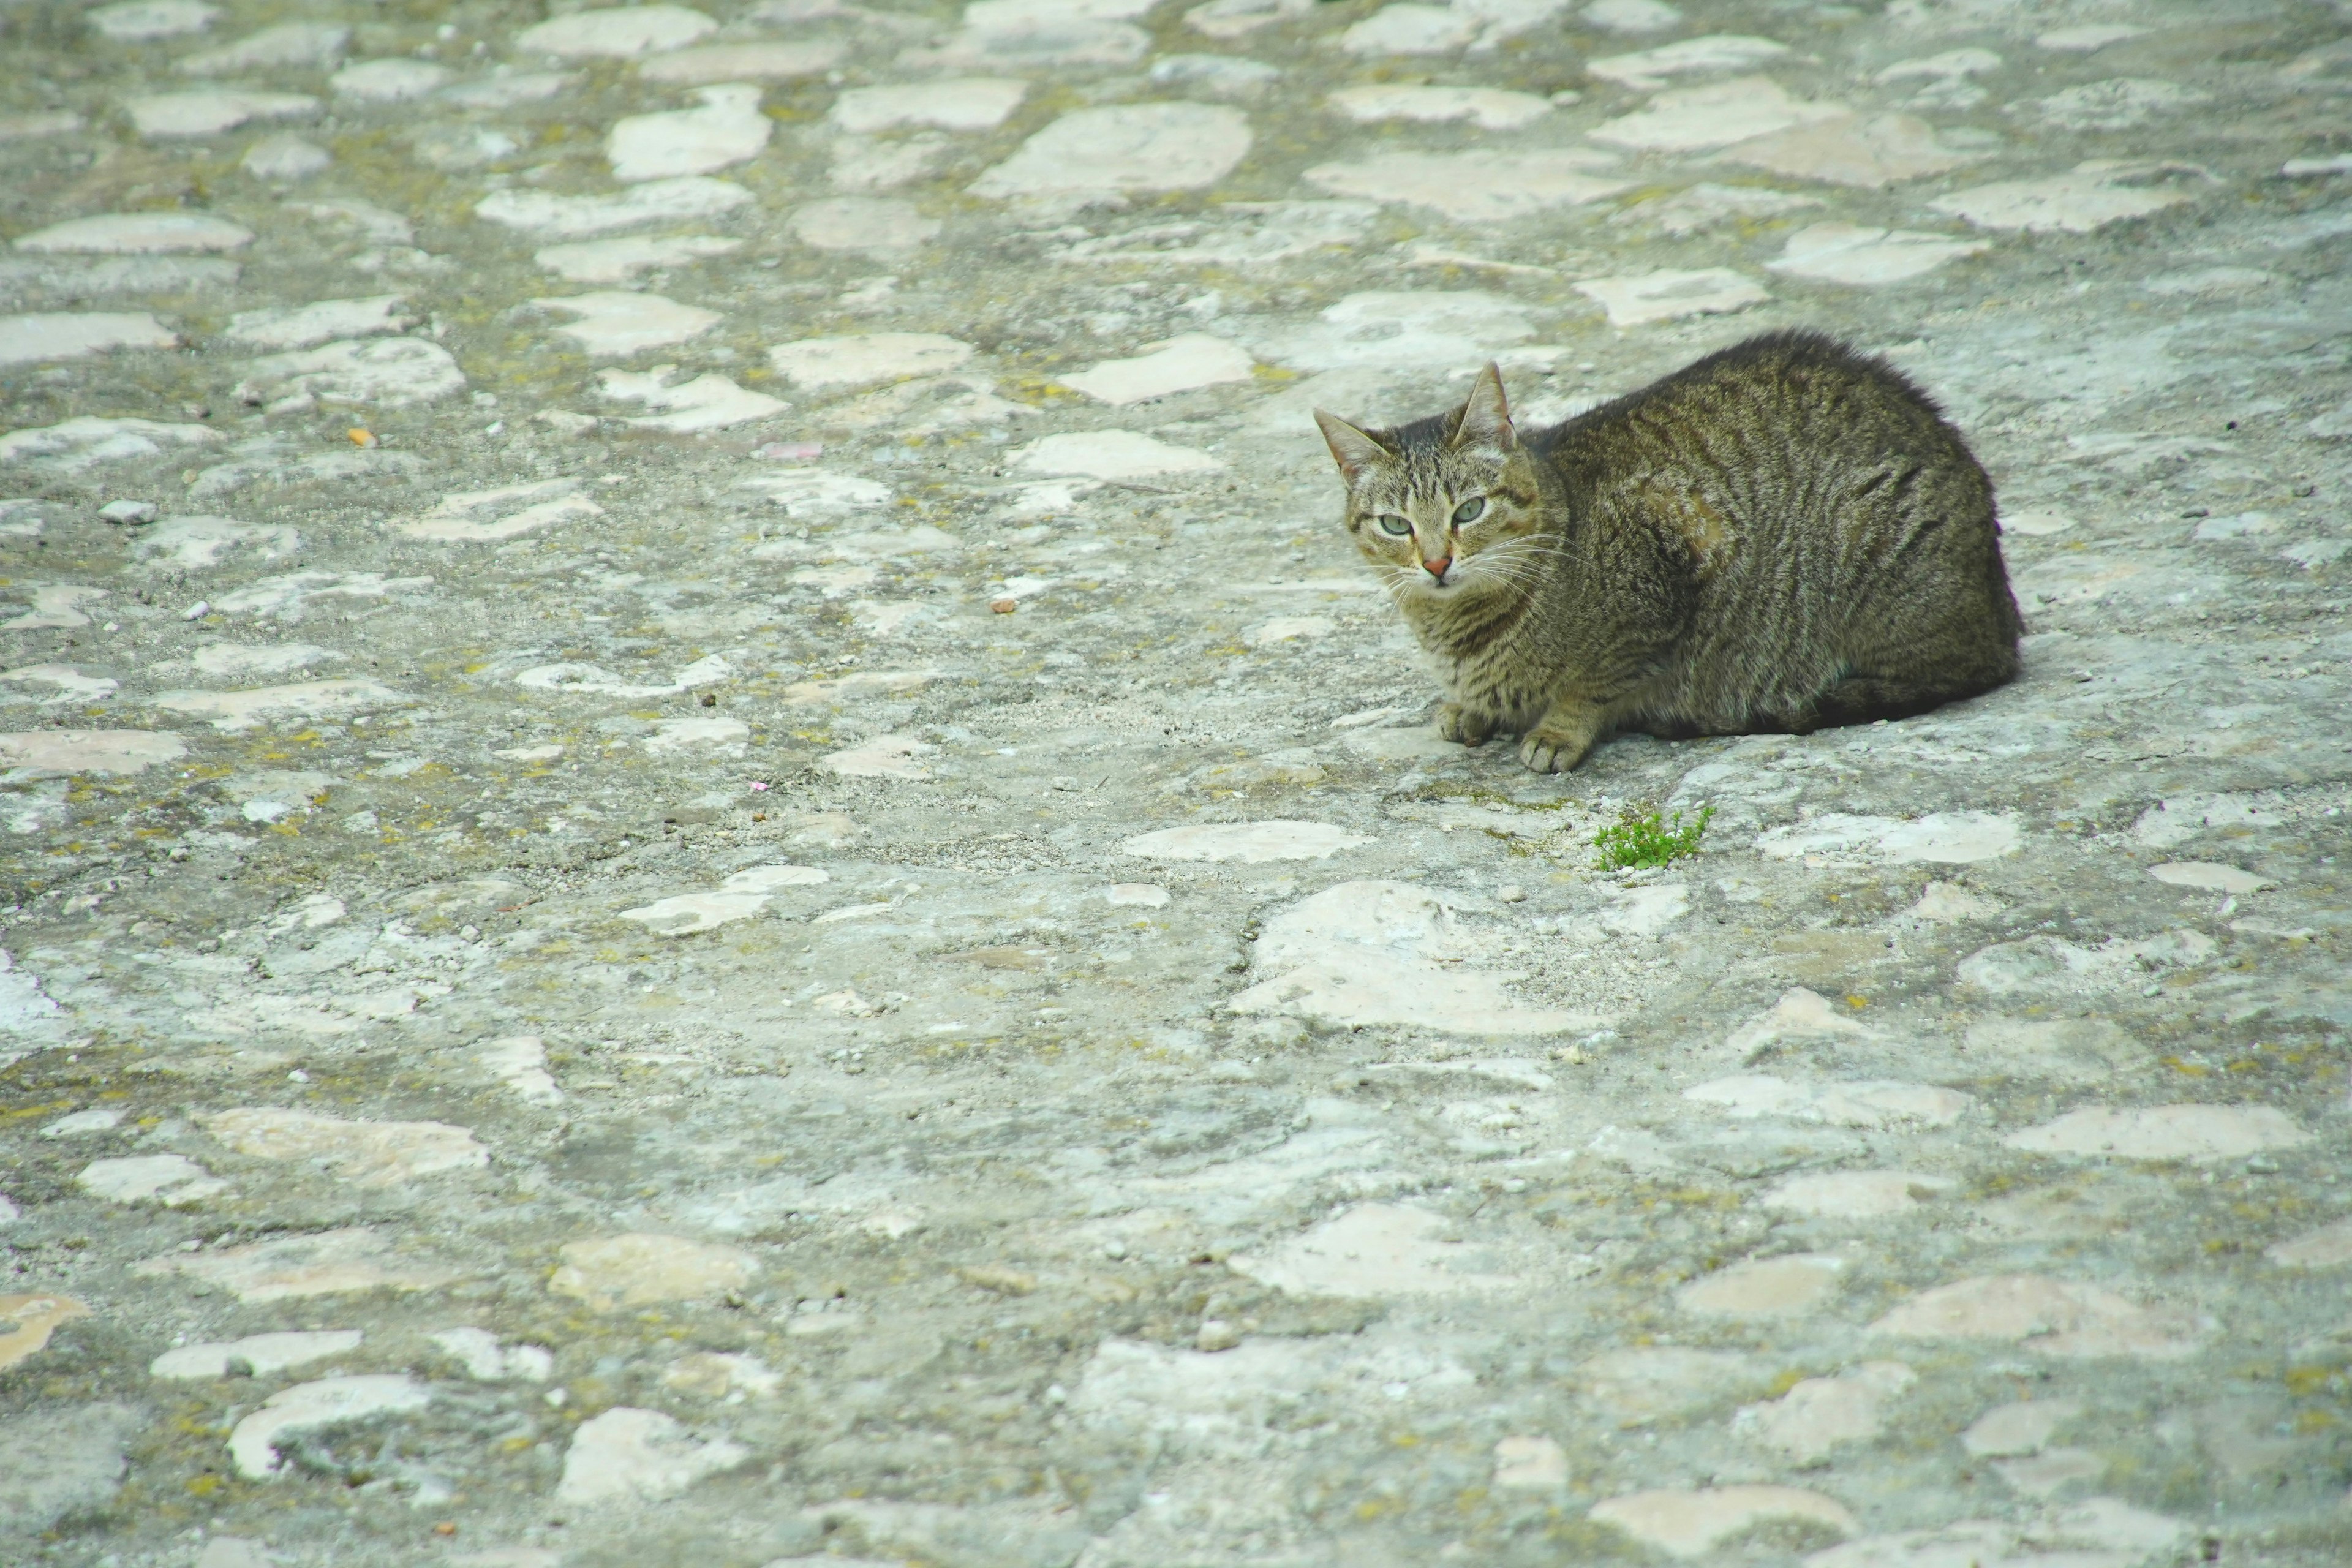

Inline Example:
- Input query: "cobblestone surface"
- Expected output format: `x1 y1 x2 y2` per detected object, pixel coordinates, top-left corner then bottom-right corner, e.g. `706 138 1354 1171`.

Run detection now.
3 0 2350 1564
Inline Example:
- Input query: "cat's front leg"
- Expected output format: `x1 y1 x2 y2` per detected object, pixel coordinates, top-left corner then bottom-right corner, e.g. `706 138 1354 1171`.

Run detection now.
1518 698 1605 773
1438 701 1495 747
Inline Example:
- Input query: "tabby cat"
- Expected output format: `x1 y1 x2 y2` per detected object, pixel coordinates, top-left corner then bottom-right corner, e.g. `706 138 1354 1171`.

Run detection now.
1314 331 2022 772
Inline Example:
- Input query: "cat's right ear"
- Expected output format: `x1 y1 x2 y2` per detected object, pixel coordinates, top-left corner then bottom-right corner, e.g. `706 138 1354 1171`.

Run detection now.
1314 410 1387 486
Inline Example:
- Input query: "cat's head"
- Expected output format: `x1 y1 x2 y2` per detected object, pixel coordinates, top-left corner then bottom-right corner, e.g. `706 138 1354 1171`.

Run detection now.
1314 364 1542 598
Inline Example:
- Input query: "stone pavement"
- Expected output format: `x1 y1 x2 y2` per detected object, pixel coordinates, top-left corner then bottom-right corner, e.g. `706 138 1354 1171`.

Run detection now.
3 0 2351 1562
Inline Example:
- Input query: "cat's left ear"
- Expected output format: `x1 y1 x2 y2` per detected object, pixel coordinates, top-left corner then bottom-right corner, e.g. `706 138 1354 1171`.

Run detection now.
1450 362 1516 453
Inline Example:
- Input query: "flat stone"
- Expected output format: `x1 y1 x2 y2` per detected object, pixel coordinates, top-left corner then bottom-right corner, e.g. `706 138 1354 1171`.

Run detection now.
0 729 186 775
0 1403 139 1536
1150 53 1284 94
2003 507 2075 536
833 77 1027 133
1335 3 1473 54
241 134 330 179
123 89 319 137
135 514 296 569
642 40 845 83
557 1406 750 1506
1306 149 1631 222
1123 820 1365 862
620 890 774 935
1586 33 1790 89
151 1329 364 1381
643 716 750 754
532 292 720 356
1014 430 1221 480
2033 78 2209 132
1574 268 1768 326
14 213 252 254
1064 334 1255 405
783 669 938 703
1724 986 1868 1053
477 175 753 238
1764 221 1988 284
202 1107 487 1185
478 1035 564 1106
1676 1253 1844 1317
1931 160 2199 233
0 1292 90 1371
610 85 769 181
89 0 217 40
550 1233 758 1310
1249 288 1533 369
78 1154 228 1205
177 21 347 74
771 331 974 390
1806 1498 2184 1568
331 59 451 102
514 654 730 697
401 480 603 543
1994 1448 2105 1499
228 1374 431 1479
431 1325 555 1382
971 104 1251 199
1228 1203 1515 1296
1575 1346 1769 1421
1226 879 1591 1033
790 197 940 254
1492 1434 1569 1489
1106 883 1170 907
156 679 410 731
665 1350 785 1398
1686 1074 1974 1128
516 6 717 58
1725 113 1982 188
2267 1216 2352 1268
237 337 465 406
1586 0 1680 31
132 1226 457 1302
2003 1104 2311 1163
1736 1361 1915 1463
1869 1274 2204 1357
1589 1485 1855 1559
1591 75 1842 151
1762 1170 1954 1219
1963 1398 2082 1458
598 366 784 431
2147 861 2271 893
912 0 1154 69
223 294 409 350
0 311 176 366
534 233 742 284
1327 84 1551 129
1246 614 1332 646
1756 810 2019 864
818 734 934 779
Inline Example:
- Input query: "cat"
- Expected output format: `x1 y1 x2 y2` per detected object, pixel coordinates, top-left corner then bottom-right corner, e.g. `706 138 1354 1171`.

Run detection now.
1314 330 2022 772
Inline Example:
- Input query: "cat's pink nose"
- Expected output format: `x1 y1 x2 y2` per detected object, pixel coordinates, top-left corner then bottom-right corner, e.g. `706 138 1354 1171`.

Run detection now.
1422 556 1450 580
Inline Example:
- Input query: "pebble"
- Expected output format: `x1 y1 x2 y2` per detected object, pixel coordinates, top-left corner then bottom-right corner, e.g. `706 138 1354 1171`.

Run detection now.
1962 1398 2082 1458
151 1329 363 1381
0 311 177 365
1588 1485 1855 1559
0 1293 91 1371
78 1154 228 1205
1763 1170 1954 1219
476 175 754 238
1765 221 1988 285
1931 160 2199 233
533 292 720 356
123 89 318 138
1226 879 1589 1033
201 1107 488 1186
557 1407 749 1506
970 104 1251 199
549 1234 758 1310
228 1374 431 1479
1676 1253 1844 1317
1326 84 1551 129
609 85 771 182
1585 33 1789 89
1574 268 1768 326
1869 1273 2204 1357
1735 1360 1916 1463
643 40 845 84
2003 1104 2311 1163
1227 1203 1515 1296
132 1225 458 1303
1306 149 1631 223
1013 430 1221 480
15 212 252 254
515 6 717 59
1490 1433 1569 1489
832 77 1028 133
1064 333 1255 405
790 197 941 255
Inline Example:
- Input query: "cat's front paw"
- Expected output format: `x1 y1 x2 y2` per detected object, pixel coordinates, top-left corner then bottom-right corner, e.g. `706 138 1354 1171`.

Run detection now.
1518 727 1590 774
1438 703 1493 747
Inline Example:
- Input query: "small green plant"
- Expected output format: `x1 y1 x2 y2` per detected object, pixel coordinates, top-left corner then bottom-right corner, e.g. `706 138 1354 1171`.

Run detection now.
1593 804 1714 870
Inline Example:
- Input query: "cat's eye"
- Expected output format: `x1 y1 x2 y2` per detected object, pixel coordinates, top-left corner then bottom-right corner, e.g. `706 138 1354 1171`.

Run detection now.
1452 496 1487 526
1374 514 1412 537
